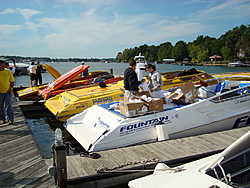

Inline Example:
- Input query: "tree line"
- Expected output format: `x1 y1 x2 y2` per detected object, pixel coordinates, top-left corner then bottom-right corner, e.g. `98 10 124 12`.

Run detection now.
116 24 250 64
0 56 116 63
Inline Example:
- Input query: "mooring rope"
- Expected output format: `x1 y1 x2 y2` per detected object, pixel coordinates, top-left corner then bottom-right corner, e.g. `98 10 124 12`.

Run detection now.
96 157 160 173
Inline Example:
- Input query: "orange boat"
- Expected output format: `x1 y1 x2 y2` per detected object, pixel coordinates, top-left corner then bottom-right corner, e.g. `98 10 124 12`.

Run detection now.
38 76 123 100
37 65 123 100
18 64 122 100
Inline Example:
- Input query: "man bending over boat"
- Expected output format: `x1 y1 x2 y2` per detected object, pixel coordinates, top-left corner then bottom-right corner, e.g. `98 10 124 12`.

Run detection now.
124 59 142 100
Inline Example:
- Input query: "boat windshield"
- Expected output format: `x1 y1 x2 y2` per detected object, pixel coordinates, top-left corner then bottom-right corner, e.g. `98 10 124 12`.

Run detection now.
48 81 55 88
204 131 250 186
135 58 145 62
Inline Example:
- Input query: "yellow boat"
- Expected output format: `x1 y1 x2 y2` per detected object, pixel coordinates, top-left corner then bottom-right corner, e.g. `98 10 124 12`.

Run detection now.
42 64 61 79
17 64 115 101
45 69 223 122
45 80 125 122
17 64 60 101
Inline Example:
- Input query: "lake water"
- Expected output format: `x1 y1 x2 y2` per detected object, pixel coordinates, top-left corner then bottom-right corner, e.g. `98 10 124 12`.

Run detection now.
14 62 250 158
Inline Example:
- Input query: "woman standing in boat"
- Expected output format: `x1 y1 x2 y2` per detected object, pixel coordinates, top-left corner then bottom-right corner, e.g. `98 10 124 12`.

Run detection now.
145 63 166 104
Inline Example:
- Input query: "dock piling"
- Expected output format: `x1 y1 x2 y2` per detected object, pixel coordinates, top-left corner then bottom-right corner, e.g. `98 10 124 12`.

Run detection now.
50 128 68 188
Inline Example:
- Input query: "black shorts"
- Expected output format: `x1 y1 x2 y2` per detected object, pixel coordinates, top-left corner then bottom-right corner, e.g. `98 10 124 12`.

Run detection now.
30 73 36 81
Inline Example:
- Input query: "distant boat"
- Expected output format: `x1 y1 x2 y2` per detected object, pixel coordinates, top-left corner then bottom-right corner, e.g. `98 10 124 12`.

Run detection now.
155 61 163 64
228 61 249 67
3 59 29 75
134 53 148 70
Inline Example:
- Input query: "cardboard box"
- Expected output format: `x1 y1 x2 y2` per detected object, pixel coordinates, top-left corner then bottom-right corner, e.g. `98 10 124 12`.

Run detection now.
119 100 144 117
166 81 198 104
136 91 151 97
144 98 164 112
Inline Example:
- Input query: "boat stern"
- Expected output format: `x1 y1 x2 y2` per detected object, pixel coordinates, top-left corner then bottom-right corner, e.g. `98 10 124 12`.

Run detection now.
17 86 46 101
64 104 124 152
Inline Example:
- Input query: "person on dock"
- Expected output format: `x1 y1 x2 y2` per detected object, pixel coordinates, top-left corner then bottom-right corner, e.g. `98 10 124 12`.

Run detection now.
145 63 166 104
27 62 37 87
123 59 142 100
81 62 89 77
36 62 43 85
5 62 16 75
0 60 15 125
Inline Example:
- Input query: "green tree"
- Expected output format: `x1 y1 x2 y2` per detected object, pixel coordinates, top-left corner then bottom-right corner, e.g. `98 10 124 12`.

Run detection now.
221 46 233 61
197 49 209 63
172 41 188 61
188 44 200 63
116 52 122 62
122 48 135 62
147 45 158 62
157 42 173 61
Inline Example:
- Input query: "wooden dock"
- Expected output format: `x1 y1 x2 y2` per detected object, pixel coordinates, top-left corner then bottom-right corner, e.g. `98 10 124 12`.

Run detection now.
1 91 250 187
47 126 250 187
0 95 55 188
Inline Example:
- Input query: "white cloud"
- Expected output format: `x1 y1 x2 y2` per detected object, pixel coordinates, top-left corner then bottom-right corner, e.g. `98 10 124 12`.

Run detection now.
35 0 44 7
191 0 250 20
0 24 23 35
0 8 16 15
20 39 40 48
0 8 41 20
57 0 116 6
33 9 207 52
183 0 208 4
16 8 41 21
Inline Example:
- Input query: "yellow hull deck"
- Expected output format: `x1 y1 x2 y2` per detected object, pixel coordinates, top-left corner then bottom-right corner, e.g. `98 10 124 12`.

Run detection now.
45 81 125 122
45 70 250 122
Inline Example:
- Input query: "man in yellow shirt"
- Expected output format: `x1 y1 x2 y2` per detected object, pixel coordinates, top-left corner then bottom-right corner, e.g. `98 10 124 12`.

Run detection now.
0 60 15 125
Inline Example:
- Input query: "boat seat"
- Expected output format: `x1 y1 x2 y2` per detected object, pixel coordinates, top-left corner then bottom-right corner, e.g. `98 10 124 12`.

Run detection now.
237 83 250 95
197 86 216 99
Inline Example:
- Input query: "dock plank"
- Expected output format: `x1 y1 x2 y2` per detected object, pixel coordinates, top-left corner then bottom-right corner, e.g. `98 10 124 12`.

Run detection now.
0 95 55 188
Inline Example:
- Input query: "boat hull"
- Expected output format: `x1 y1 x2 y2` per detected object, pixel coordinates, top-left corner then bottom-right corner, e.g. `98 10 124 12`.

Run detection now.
64 80 250 152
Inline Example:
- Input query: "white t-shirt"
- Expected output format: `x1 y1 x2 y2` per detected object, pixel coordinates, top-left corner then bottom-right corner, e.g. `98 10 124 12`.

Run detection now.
27 65 37 74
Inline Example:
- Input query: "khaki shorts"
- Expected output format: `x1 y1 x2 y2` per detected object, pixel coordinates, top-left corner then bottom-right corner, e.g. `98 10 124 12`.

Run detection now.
125 90 137 100
30 73 36 81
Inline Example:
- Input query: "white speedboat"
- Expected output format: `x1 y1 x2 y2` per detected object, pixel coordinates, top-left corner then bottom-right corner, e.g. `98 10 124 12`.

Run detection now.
10 62 30 75
228 61 249 67
64 80 250 152
128 130 250 188
134 53 148 70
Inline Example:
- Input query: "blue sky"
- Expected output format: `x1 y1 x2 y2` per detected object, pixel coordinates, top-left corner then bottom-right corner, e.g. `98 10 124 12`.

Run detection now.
0 0 249 58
